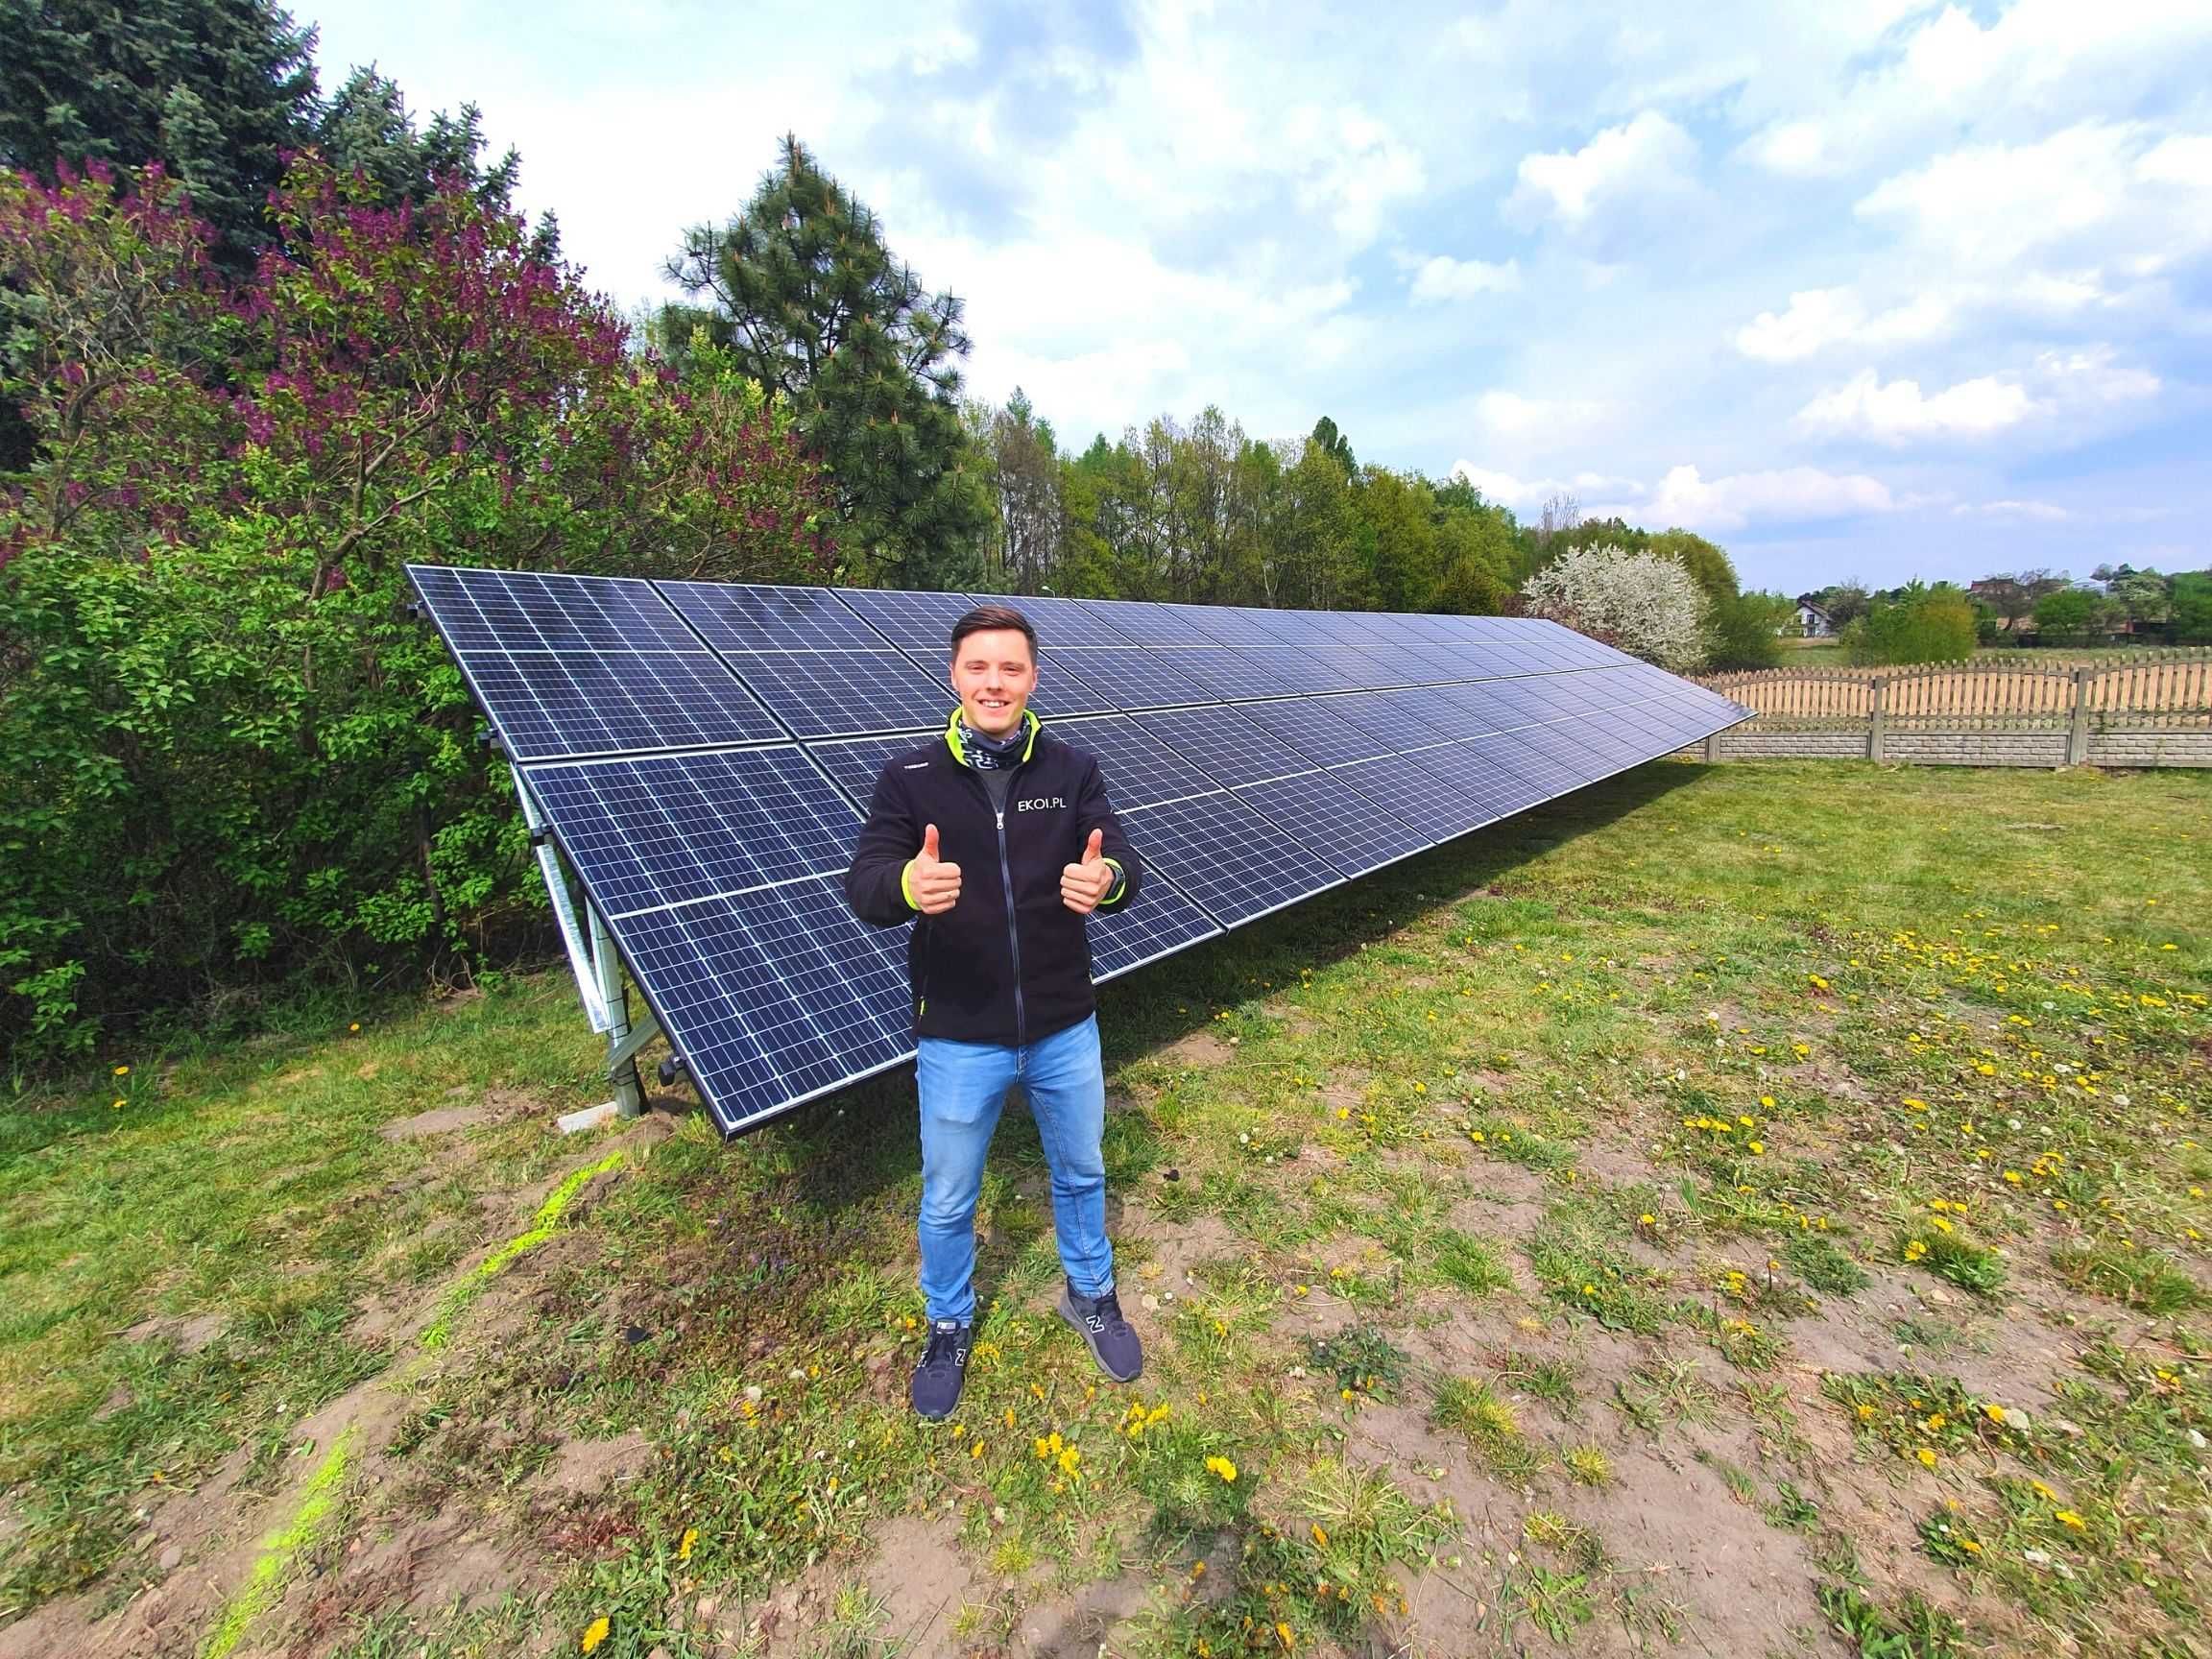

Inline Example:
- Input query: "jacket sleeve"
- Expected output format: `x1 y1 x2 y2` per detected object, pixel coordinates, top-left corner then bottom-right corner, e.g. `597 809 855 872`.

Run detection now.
1074 754 1142 911
845 761 922 927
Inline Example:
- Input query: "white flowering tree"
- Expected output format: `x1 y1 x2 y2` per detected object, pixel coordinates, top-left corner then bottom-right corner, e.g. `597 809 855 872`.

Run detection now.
1522 543 1710 672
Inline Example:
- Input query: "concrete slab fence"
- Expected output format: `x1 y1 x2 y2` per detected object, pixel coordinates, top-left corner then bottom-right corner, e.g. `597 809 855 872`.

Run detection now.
1679 650 2212 768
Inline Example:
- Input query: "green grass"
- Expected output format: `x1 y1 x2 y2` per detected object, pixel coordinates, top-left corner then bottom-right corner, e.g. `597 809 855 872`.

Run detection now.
3 758 2207 1657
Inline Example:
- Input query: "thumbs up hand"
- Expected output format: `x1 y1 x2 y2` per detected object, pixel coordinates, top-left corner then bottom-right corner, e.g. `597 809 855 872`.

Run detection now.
1061 827 1116 915
905 823 962 915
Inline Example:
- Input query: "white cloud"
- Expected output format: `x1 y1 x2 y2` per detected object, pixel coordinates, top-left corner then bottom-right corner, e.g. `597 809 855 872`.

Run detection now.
1739 0 2212 180
1955 499 2072 522
1640 465 1897 532
1448 460 1901 534
1791 347 2158 445
1794 369 2038 443
1856 123 2152 268
1446 466 1637 512
1509 110 1696 227
1734 287 1957 362
1405 254 1521 302
1472 390 1606 438
1281 105 1428 247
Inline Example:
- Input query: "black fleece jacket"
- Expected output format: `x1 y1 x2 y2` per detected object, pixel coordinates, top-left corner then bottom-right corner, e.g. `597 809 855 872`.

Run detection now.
843 718 1142 1046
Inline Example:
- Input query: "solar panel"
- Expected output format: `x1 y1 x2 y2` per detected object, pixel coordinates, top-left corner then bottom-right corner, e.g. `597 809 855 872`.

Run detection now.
1051 715 1225 808
1132 705 1322 788
1047 646 1214 710
967 591 1143 648
621 876 914 1134
407 565 784 759
1240 697 1397 767
832 587 972 659
1232 769 1431 879
527 748 863 918
661 580 892 652
805 733 937 810
1121 790 1344 926
1088 880 1222 979
411 564 1749 1135
1075 599 1222 645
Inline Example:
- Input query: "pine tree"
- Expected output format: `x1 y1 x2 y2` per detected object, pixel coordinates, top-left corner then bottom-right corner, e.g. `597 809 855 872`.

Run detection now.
0 0 320 258
663 135 988 588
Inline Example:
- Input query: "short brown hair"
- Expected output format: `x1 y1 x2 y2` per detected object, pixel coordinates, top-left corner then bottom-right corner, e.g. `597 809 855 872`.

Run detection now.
950 604 1037 660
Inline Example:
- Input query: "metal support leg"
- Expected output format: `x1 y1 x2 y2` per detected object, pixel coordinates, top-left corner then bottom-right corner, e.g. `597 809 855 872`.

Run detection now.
593 904 645 1120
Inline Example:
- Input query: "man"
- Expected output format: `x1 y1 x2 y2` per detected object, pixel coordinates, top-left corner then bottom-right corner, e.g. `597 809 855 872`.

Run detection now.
844 605 1145 1420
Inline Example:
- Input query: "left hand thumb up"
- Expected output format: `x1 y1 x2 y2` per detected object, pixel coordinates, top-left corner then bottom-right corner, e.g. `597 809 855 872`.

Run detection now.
1081 828 1104 864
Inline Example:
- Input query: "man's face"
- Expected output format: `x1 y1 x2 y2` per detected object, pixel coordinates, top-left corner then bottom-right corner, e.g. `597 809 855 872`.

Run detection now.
950 628 1036 738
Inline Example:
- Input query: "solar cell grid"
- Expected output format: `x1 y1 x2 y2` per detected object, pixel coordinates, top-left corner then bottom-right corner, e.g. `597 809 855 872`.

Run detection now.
412 565 1755 1135
1240 698 1394 767
1073 598 1220 644
1148 648 1277 701
1031 650 1121 716
831 587 972 658
1047 646 1214 710
1132 704 1320 788
966 591 1143 648
527 748 863 920
660 580 889 652
1233 769 1431 879
1051 715 1225 808
463 648 784 759
1123 791 1342 925
620 876 913 1135
805 733 937 810
1329 752 1501 841
411 565 698 653
719 649 952 739
1087 879 1221 979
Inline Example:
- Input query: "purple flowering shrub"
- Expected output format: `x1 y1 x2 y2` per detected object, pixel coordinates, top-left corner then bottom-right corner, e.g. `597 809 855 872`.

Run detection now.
0 158 836 1063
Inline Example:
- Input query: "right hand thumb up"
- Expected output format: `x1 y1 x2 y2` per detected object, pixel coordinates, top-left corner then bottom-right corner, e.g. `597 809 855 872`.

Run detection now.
906 823 959 915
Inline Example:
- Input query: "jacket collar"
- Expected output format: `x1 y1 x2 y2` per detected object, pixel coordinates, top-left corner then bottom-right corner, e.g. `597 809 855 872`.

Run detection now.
942 706 1042 766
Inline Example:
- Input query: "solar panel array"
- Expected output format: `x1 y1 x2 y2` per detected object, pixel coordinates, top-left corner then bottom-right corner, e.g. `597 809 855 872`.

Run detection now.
408 564 1748 1137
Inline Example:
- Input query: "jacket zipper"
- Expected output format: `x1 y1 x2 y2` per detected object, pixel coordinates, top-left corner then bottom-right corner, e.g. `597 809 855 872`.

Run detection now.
994 805 1025 1048
966 762 1028 1047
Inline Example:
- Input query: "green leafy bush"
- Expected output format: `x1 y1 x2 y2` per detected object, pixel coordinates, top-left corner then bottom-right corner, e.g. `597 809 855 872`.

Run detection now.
0 160 834 1066
1841 582 1977 665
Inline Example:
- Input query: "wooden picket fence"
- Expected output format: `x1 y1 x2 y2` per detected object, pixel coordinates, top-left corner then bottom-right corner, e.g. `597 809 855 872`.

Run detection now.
1698 649 2212 733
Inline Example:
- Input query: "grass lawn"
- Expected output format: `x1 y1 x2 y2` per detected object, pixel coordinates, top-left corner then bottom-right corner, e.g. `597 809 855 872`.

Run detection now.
2 758 2207 1658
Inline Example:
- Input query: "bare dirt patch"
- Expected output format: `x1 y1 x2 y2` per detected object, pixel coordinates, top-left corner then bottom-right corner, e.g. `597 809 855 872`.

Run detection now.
122 1310 226 1356
860 1513 988 1657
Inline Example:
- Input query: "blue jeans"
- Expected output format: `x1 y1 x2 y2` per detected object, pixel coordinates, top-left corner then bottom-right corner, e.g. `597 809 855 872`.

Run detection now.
916 1013 1114 1324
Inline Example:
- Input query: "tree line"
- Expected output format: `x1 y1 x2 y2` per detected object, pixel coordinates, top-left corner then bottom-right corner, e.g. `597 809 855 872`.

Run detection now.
0 3 1798 1066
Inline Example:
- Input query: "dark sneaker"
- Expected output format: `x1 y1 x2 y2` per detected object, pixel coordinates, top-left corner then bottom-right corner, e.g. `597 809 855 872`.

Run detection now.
1059 1283 1142 1382
909 1319 972 1420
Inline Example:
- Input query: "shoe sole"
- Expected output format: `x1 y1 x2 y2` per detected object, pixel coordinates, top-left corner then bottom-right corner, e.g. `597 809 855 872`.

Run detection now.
1058 1293 1142 1382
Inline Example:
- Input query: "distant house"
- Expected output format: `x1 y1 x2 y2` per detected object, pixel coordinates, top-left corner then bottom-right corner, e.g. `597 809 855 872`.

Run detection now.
1794 596 1833 637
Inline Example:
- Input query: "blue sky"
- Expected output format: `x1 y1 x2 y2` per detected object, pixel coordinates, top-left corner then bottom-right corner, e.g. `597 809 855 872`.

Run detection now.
306 0 2212 594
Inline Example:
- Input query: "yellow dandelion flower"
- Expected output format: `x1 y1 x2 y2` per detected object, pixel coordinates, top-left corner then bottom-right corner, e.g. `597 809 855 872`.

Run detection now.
1311 1523 1330 1548
1638 1213 1656 1226
581 1617 611 1654
2031 1479 2056 1501
1904 1239 1929 1262
1206 1455 1238 1482
2055 1509 2086 1530
1747 1141 1765 1155
972 1441 985 1458
1984 1404 2006 1424
678 1527 697 1562
113 1065 130 1076
1277 1622 1295 1650
1915 1447 1938 1468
